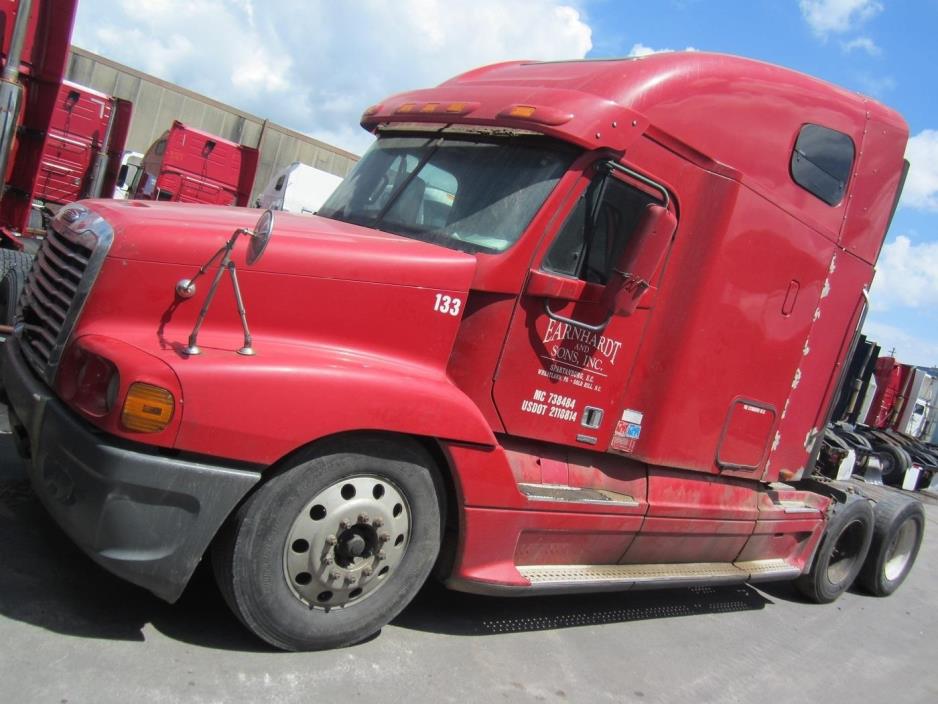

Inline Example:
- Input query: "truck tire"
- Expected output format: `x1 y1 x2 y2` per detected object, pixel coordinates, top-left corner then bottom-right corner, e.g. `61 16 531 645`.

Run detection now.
795 498 873 604
212 436 444 651
0 251 33 327
857 495 925 597
876 444 910 486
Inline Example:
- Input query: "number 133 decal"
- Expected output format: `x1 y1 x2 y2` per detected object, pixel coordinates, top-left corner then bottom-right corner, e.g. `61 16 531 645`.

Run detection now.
433 293 462 316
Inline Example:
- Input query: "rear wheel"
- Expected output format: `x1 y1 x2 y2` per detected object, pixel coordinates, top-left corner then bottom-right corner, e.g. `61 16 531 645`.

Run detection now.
876 444 910 486
858 495 925 597
213 436 443 651
795 498 873 604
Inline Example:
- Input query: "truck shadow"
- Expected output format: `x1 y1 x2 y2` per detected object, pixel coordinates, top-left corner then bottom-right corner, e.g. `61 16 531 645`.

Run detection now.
0 437 773 651
393 580 772 637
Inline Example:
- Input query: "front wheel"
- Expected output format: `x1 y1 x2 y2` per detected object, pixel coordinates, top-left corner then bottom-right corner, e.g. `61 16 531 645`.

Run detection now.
213 436 444 651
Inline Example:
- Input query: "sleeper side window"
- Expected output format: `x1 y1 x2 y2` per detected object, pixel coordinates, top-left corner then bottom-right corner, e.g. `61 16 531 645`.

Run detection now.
790 124 855 206
543 174 656 285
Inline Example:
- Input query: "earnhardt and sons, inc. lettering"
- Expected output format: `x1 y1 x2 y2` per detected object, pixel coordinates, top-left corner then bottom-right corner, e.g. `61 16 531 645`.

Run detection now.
542 319 623 372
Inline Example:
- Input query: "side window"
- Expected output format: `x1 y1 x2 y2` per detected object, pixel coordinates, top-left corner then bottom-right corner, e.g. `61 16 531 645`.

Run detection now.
543 174 656 284
790 124 855 206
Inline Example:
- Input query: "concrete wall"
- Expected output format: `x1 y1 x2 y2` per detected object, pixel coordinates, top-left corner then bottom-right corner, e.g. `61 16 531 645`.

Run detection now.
66 46 359 202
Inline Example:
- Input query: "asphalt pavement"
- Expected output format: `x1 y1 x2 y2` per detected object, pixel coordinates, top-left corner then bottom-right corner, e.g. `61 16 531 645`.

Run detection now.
1 416 937 704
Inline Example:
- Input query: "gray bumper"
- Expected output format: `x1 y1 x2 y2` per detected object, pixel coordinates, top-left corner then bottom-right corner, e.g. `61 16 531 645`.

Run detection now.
0 339 261 602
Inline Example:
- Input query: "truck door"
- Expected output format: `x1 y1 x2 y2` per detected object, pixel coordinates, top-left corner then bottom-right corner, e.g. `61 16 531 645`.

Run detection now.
493 161 675 450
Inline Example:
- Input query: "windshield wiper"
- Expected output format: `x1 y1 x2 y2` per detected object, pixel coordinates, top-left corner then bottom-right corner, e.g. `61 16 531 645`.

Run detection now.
372 138 443 227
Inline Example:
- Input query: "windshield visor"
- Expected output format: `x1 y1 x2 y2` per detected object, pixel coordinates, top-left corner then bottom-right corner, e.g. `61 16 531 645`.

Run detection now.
318 135 578 253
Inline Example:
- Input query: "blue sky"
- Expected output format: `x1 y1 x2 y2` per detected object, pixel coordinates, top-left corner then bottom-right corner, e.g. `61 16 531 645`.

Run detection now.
74 0 938 366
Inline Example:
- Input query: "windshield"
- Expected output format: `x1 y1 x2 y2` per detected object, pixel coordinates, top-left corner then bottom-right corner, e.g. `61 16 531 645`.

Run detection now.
318 134 578 253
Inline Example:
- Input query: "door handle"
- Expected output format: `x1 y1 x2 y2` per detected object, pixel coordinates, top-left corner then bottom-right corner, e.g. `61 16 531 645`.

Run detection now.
542 300 612 333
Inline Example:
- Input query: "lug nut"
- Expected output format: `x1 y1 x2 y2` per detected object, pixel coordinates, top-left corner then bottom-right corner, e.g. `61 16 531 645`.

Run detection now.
362 567 374 577
373 518 384 528
323 556 334 565
339 519 351 530
377 551 387 560
325 534 337 545
378 532 391 543
345 575 357 584
358 513 370 524
329 571 341 581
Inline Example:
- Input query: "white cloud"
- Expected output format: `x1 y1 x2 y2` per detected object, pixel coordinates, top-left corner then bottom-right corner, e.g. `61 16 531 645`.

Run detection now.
869 236 938 311
73 0 593 155
842 35 881 55
862 320 938 368
855 72 895 97
799 0 883 37
902 129 938 211
628 43 697 57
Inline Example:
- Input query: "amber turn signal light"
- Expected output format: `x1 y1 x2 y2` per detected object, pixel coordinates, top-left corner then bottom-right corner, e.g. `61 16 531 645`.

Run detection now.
121 382 175 433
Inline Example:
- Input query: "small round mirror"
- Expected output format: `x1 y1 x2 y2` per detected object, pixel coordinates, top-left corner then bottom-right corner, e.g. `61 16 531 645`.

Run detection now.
247 209 274 265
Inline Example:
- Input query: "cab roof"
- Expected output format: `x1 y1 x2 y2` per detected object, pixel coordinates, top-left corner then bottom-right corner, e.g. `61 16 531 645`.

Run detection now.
362 52 909 259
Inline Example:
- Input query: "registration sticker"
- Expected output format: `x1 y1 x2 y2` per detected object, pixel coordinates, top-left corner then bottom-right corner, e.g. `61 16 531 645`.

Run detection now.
611 409 644 453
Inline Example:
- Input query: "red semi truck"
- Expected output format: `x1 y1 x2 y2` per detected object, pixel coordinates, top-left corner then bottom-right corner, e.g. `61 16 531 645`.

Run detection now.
127 120 259 207
32 80 131 224
1 1 130 245
0 53 925 651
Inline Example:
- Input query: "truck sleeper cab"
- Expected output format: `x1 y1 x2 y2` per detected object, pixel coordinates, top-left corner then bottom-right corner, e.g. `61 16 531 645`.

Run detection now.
0 52 924 652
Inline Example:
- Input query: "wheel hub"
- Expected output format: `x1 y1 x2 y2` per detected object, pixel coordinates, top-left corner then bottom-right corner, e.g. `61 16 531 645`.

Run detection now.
335 526 374 565
283 475 411 609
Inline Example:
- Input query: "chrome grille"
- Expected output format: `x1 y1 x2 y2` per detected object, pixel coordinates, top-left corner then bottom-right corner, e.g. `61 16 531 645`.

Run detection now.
16 206 114 384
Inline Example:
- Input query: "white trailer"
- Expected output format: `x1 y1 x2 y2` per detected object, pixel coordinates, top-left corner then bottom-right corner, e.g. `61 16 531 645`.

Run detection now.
255 162 343 214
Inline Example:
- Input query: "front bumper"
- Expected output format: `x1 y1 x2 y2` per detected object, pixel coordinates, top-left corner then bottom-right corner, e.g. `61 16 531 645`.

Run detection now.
0 338 261 602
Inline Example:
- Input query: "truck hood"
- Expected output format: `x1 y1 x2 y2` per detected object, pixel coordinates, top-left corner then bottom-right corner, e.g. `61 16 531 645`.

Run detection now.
83 200 477 291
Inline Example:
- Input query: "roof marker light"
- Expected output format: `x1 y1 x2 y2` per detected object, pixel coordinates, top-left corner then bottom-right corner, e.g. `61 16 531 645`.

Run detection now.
498 105 575 126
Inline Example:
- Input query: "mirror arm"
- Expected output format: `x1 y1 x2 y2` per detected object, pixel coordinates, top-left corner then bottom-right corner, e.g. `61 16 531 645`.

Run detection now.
543 300 612 333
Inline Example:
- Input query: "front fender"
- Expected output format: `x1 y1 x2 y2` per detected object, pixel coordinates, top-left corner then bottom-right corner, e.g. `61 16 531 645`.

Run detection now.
170 341 496 465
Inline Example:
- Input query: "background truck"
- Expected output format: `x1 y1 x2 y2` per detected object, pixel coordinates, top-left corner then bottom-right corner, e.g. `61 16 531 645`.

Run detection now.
128 120 259 206
1 1 130 247
31 79 131 228
0 52 925 652
822 338 938 490
254 161 343 215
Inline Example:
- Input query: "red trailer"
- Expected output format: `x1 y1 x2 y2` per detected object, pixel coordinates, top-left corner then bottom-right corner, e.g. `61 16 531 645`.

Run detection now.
31 80 132 223
131 121 259 207
0 0 79 240
867 357 910 429
0 52 924 652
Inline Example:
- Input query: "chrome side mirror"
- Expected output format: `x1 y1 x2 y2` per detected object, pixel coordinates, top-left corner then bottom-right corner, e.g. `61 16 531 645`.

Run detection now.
178 209 276 356
247 208 274 265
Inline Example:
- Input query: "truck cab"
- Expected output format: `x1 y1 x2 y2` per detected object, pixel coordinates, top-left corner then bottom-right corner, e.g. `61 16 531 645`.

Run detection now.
131 120 259 206
0 53 921 652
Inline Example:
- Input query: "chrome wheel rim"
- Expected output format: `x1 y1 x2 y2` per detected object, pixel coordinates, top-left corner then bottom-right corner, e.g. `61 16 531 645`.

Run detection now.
883 519 918 582
284 475 411 610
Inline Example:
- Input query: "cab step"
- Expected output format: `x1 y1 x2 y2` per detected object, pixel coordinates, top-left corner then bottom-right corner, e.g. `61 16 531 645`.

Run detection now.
515 559 799 594
517 483 639 507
